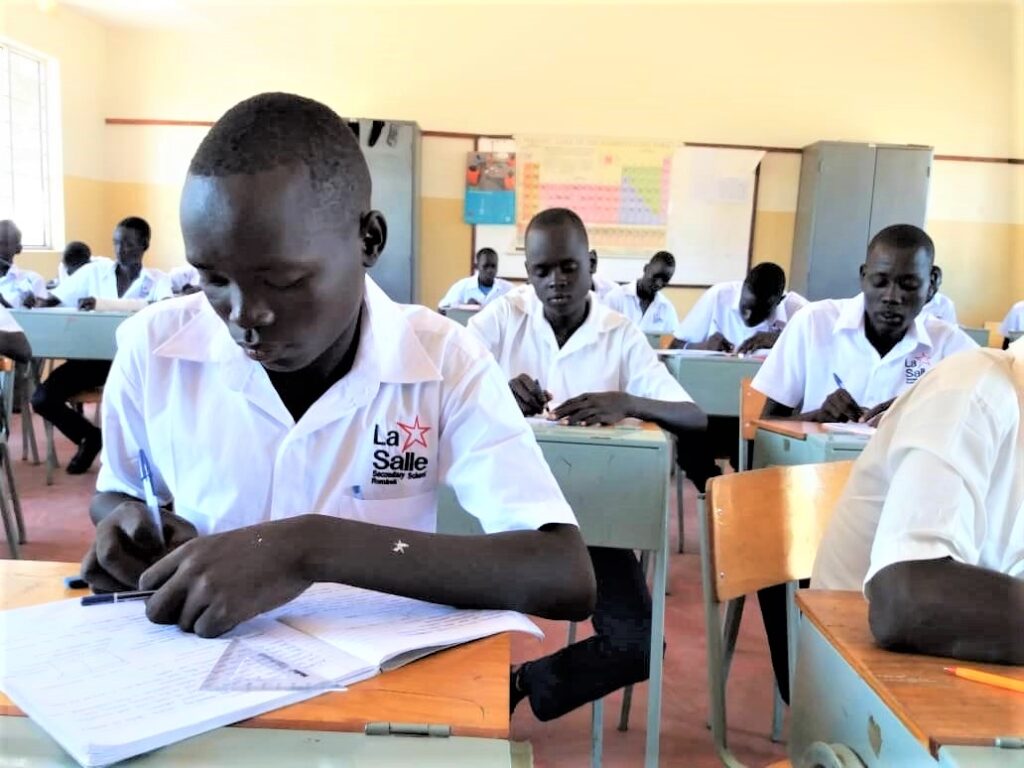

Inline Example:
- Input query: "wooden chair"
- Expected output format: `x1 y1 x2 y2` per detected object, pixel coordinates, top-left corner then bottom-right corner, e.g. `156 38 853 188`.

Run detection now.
738 377 767 473
699 461 854 767
43 386 103 485
0 358 26 557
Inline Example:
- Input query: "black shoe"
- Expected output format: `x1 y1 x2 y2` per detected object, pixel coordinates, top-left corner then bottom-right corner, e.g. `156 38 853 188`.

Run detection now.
510 663 529 715
67 435 101 475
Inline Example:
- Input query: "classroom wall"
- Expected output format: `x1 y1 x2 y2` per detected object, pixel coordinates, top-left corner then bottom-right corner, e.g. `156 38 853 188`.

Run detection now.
3 1 1021 326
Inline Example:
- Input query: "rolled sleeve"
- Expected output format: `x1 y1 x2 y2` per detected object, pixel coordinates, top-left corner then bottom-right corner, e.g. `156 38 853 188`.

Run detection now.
437 352 577 534
466 300 506 359
622 327 692 402
751 312 810 408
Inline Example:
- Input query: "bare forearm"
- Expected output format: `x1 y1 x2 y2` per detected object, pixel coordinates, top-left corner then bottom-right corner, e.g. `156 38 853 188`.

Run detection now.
293 516 596 621
762 397 827 423
867 559 1024 665
35 296 61 308
627 395 707 434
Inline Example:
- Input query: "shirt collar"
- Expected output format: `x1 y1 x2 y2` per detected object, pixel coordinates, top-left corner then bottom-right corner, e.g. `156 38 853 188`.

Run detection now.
832 293 934 350
521 288 630 356
153 276 442 387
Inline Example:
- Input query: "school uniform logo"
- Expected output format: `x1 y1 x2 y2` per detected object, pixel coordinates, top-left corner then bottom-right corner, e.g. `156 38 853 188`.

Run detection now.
372 416 431 485
904 353 932 384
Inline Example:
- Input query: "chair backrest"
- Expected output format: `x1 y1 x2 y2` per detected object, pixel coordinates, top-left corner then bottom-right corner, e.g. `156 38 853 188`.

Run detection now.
740 377 767 441
705 461 854 602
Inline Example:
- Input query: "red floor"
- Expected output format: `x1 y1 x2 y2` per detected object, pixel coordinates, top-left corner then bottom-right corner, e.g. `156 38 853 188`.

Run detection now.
3 413 786 767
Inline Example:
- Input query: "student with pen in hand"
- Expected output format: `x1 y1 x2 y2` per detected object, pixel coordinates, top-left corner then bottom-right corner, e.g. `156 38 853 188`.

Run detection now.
80 93 595 640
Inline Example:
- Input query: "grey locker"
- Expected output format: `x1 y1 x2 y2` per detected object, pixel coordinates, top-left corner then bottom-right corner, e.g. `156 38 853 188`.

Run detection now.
348 118 421 304
789 141 932 302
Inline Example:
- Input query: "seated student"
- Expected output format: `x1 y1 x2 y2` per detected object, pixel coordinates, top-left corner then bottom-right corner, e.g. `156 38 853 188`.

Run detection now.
169 263 202 295
672 262 807 354
588 249 618 301
753 225 976 426
81 93 595 641
469 207 707 721
56 241 112 284
0 304 32 364
0 220 48 308
813 342 1022 665
921 266 957 325
1000 299 1024 349
752 223 977 703
603 251 679 335
437 247 513 308
30 217 173 474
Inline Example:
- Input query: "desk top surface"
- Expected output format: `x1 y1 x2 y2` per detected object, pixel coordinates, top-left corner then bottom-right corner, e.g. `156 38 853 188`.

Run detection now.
753 419 827 440
9 308 134 319
0 561 511 739
529 418 667 447
798 590 1024 756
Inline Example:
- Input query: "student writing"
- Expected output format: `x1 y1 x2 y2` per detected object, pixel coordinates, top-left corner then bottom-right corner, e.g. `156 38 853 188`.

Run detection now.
437 247 513 309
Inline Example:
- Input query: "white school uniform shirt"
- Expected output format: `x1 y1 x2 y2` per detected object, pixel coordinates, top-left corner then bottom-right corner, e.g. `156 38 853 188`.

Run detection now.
812 342 1024 591
437 275 514 308
50 260 172 305
96 277 577 537
0 264 47 306
921 291 957 325
0 305 23 333
673 281 808 347
603 281 679 335
57 255 113 283
591 273 618 302
169 264 201 293
468 285 692 405
751 294 978 413
1000 300 1024 336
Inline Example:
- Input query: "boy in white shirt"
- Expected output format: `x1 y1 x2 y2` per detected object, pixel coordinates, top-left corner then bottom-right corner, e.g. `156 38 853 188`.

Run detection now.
437 247 513 309
81 93 595 641
753 223 977 702
603 251 679 335
30 218 172 474
56 241 113 284
672 263 807 354
588 249 618 301
0 220 48 308
169 263 201 295
753 225 976 425
813 342 1023 665
470 207 706 721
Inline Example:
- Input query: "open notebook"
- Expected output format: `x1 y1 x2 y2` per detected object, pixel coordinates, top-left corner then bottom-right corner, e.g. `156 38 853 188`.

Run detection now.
0 584 541 767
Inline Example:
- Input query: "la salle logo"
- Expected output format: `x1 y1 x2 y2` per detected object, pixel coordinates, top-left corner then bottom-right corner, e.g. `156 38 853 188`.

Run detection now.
372 416 431 485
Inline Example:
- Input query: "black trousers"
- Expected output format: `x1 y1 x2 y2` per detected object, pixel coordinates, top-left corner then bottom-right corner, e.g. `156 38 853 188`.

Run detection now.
31 360 111 445
757 578 809 705
520 546 653 721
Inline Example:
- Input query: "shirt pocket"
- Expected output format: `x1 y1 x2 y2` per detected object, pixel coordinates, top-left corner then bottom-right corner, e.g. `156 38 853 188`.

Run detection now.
349 491 438 533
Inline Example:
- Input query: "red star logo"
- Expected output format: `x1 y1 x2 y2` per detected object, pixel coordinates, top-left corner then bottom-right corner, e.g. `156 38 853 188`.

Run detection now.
396 416 431 453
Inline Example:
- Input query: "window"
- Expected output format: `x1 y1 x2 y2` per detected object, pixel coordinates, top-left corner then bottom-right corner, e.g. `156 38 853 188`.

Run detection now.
0 40 62 250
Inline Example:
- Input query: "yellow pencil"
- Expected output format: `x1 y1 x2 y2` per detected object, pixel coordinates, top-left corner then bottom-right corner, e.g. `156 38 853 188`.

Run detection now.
944 666 1024 694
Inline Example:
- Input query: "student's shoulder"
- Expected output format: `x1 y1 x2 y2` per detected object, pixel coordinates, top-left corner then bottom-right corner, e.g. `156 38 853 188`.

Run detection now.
399 301 506 377
920 314 976 351
902 346 1018 422
777 296 842 334
113 292 210 355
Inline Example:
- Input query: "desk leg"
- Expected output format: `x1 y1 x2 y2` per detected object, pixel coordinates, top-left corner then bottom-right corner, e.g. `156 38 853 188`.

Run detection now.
644 533 667 768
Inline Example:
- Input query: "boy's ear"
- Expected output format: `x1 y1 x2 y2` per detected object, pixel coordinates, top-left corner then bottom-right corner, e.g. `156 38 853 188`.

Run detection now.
360 210 388 268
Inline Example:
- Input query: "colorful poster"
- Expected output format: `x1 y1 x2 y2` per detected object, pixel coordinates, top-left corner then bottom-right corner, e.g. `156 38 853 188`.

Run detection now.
464 151 516 225
515 136 678 254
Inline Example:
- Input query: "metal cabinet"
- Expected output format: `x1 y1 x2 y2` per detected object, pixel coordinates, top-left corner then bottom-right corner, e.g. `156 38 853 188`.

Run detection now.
790 141 933 301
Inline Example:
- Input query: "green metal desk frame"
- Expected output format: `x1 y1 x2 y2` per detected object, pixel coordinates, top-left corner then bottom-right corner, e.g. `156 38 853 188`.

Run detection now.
752 428 868 469
662 355 763 418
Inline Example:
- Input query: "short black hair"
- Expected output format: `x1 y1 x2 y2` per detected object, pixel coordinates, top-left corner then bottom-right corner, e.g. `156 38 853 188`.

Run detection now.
525 208 589 247
650 250 675 269
868 224 934 261
188 92 370 218
745 262 786 297
116 217 151 247
474 247 498 263
0 220 21 242
63 241 92 265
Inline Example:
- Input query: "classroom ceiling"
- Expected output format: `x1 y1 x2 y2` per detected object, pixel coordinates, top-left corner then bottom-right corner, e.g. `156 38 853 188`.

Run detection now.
56 0 1009 31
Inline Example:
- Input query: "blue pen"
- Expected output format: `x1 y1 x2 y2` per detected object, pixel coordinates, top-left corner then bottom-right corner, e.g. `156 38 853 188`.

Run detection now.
832 373 845 389
138 451 165 548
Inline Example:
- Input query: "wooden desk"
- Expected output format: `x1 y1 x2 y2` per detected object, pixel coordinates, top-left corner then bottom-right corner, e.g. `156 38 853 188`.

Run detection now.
0 561 516 767
752 419 870 469
661 352 763 417
791 591 1024 768
9 308 133 361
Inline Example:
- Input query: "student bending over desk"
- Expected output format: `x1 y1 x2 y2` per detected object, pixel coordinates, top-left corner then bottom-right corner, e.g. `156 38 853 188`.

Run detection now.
56 241 112 285
30 217 173 474
82 93 595 640
469 207 707 721
813 341 1023 664
437 247 513 309
603 250 679 335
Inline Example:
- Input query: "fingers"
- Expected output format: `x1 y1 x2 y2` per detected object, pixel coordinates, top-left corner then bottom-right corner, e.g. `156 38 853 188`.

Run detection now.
822 389 863 422
165 515 199 551
93 523 161 589
81 545 134 593
144 568 191 626
139 540 190 591
509 375 547 415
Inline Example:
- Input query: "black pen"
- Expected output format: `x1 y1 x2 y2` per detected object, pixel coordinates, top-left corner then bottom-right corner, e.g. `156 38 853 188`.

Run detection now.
81 590 156 606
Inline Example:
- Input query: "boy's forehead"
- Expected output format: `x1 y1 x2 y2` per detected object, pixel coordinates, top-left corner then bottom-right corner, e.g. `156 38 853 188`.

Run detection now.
866 245 931 273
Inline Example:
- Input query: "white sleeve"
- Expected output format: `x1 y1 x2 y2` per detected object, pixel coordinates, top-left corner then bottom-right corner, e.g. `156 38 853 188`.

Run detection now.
25 272 48 299
750 311 811 409
864 383 1007 587
659 300 679 335
148 274 174 302
1000 303 1024 336
603 289 625 316
621 325 692 402
783 292 809 315
466 300 506 360
0 306 22 333
942 297 958 325
96 320 173 505
50 264 90 305
438 278 467 308
437 347 577 534
674 287 717 342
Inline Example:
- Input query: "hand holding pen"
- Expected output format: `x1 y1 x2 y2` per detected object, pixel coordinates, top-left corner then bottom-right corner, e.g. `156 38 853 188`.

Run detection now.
817 373 864 423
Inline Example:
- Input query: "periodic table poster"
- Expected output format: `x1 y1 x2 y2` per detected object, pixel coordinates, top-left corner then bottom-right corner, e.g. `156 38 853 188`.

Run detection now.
515 136 679 255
